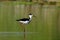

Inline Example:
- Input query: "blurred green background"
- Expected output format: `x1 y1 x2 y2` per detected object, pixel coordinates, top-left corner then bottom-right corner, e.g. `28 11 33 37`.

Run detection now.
0 1 60 40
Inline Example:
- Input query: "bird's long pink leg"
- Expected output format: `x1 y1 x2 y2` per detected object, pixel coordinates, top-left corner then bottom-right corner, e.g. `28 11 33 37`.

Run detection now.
20 23 26 40
24 26 26 40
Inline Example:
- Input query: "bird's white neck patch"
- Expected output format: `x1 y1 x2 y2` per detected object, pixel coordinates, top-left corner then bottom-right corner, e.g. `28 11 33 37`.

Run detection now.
29 15 33 21
29 15 33 19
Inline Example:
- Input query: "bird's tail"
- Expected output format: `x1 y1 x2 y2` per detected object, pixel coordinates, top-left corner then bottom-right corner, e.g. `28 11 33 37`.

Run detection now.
16 20 19 21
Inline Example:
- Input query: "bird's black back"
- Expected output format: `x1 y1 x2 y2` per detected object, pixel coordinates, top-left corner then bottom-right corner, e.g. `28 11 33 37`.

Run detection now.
16 18 29 21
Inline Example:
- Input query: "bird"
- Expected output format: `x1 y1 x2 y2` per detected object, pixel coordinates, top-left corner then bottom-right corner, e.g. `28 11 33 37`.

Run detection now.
16 13 33 24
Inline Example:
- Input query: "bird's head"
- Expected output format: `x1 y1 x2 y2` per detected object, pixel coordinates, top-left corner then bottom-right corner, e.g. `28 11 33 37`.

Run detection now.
29 13 36 18
28 13 33 18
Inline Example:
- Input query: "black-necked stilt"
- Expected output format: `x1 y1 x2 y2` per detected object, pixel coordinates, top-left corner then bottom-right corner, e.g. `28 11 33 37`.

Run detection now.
16 13 33 24
16 13 34 40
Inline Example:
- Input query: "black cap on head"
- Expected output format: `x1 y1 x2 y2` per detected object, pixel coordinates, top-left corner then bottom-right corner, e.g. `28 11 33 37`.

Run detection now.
29 13 32 15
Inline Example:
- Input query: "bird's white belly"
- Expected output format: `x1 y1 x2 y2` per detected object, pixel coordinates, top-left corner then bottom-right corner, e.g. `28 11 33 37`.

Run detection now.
19 21 29 24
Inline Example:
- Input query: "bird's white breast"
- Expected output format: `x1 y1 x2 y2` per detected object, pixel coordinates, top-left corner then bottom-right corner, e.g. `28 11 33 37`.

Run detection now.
19 21 29 24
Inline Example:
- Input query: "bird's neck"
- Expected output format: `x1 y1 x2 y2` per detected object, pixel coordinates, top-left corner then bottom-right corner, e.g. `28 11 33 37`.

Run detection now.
29 15 33 21
29 17 32 21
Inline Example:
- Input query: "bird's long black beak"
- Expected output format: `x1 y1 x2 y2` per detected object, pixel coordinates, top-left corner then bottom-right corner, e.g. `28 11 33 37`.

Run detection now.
33 14 36 18
28 13 36 17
